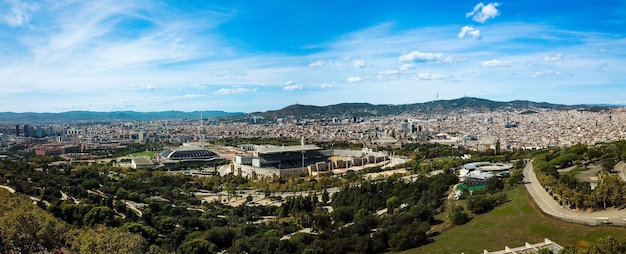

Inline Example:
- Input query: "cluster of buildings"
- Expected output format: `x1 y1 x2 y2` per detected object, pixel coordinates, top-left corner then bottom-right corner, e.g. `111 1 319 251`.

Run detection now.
125 141 389 178
230 143 389 178
428 108 626 150
0 108 624 171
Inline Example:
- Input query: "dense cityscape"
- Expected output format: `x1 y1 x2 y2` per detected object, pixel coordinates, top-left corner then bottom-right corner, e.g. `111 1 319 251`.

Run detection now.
2 106 623 159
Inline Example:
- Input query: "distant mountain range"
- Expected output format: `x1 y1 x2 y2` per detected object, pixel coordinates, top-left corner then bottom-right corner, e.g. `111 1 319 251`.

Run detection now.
0 97 613 123
0 110 243 123
247 97 610 120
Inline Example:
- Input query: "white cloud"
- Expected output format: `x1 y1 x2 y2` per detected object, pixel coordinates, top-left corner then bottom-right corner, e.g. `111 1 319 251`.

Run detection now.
283 85 303 91
214 87 257 95
3 0 38 27
191 83 206 89
320 83 336 88
543 53 562 62
309 60 326 67
285 80 296 86
398 51 449 63
352 58 366 68
144 85 155 90
482 59 513 68
379 70 398 75
400 64 414 71
347 76 363 83
411 73 449 80
466 2 501 23
595 63 611 72
458 26 481 39
530 70 561 77
180 94 205 99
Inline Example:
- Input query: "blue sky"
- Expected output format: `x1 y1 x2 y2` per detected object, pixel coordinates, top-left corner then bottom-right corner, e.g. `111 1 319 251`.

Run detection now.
0 0 624 113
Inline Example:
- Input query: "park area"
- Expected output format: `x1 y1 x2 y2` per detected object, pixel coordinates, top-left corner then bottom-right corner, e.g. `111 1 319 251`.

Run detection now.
406 186 626 254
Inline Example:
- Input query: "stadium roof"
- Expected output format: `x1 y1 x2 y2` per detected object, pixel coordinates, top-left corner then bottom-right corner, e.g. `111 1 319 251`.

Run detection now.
159 146 219 160
256 145 322 155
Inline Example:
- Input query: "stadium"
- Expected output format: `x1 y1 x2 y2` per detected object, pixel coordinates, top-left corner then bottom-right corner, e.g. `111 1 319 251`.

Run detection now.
459 161 513 186
158 145 226 167
233 144 389 178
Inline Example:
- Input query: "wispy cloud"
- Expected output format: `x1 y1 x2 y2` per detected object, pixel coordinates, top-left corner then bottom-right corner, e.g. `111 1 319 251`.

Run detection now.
214 87 257 95
543 53 562 62
191 83 207 89
482 59 513 68
530 70 561 77
352 58 366 68
595 63 611 72
320 83 336 88
379 70 398 75
3 0 38 28
347 76 363 83
400 64 414 71
309 60 326 67
411 73 450 80
283 85 303 91
398 51 450 63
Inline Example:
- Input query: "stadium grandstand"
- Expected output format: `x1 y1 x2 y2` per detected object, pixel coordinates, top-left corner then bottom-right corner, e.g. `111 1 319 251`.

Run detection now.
158 145 225 167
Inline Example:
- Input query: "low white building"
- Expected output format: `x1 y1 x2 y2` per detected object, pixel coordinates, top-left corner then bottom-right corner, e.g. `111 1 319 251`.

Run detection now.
131 157 155 169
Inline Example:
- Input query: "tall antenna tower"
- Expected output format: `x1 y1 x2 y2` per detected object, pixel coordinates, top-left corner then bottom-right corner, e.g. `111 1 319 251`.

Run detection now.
198 112 204 148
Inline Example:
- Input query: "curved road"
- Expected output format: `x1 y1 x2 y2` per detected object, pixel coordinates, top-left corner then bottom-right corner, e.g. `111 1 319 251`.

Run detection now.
523 160 626 225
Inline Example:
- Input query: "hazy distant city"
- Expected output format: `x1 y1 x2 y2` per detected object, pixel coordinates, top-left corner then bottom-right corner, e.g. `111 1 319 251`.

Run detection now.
2 102 623 158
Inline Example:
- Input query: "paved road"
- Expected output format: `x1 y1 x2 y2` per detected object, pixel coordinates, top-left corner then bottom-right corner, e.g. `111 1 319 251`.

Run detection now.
615 161 626 182
523 160 626 225
0 185 15 193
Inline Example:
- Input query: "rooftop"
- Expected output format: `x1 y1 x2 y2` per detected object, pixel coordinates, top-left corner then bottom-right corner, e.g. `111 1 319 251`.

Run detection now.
256 144 322 155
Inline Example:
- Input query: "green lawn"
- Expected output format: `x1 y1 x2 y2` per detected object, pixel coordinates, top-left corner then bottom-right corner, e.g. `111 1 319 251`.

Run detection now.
405 186 626 254
130 151 156 157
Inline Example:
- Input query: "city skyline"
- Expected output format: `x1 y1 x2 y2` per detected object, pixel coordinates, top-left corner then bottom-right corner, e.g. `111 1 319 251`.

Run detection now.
0 0 624 113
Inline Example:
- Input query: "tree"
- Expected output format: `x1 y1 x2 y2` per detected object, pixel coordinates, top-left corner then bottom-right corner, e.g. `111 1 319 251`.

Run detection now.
587 235 626 254
449 205 469 225
410 204 433 223
311 207 332 232
386 196 401 213
321 189 329 204
330 206 355 224
388 222 429 250
507 169 524 186
486 177 504 193
0 207 68 253
67 225 148 254
121 222 158 244
177 239 216 254
83 206 116 227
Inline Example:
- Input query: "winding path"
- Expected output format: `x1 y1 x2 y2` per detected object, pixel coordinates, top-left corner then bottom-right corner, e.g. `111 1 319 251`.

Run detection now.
0 185 15 193
523 160 626 225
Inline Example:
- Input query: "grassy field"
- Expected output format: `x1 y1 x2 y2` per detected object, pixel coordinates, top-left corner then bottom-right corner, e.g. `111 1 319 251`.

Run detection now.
405 186 626 254
130 151 156 157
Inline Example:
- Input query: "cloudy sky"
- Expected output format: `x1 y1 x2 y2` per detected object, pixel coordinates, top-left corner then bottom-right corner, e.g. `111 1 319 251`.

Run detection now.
1 0 624 113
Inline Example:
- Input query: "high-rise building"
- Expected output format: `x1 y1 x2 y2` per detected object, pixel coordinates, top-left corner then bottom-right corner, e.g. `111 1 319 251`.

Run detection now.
23 125 30 137
0 133 6 147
